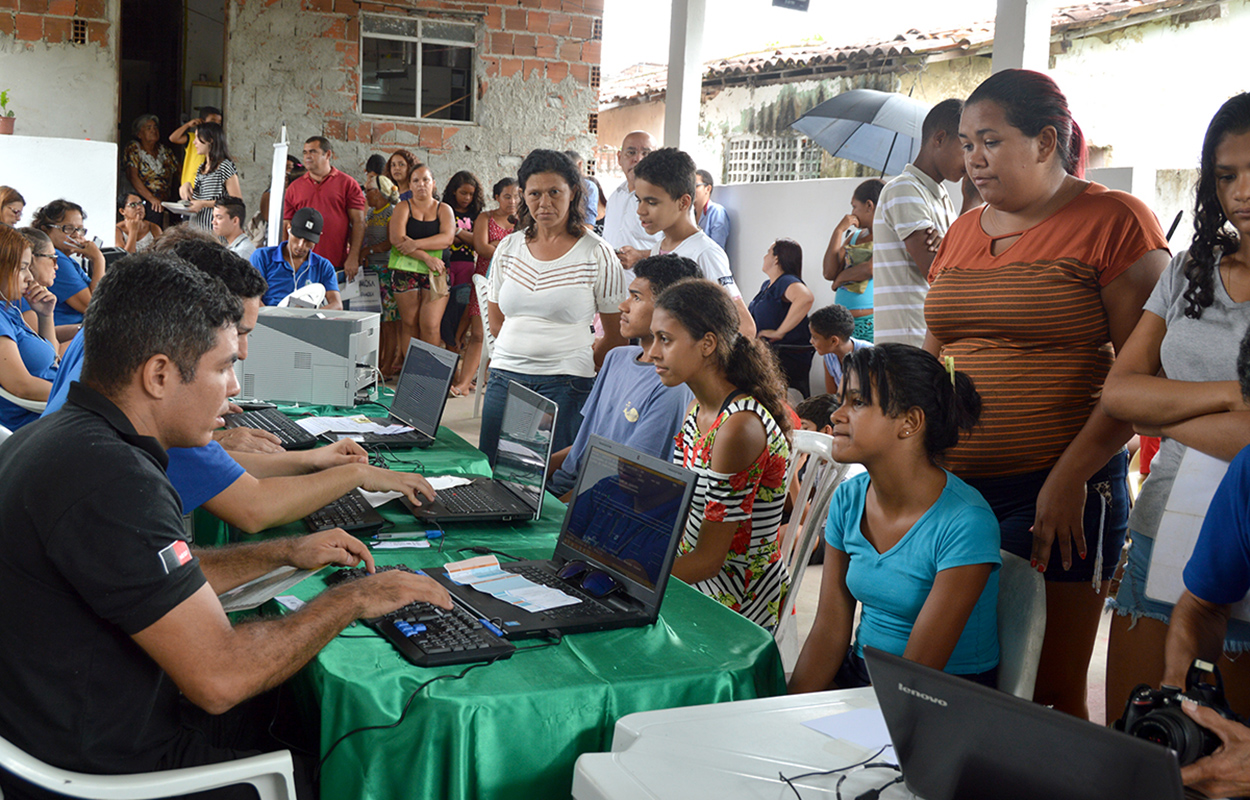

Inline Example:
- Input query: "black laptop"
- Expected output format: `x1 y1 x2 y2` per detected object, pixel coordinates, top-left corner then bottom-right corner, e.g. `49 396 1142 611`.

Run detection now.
426 436 697 639
323 337 457 450
402 381 557 523
865 647 1185 800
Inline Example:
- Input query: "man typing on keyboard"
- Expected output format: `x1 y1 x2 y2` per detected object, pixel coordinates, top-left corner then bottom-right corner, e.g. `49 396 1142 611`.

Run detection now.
0 255 449 800
42 230 439 533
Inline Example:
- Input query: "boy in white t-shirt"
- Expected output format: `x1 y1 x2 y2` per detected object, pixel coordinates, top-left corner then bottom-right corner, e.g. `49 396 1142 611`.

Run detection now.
632 148 756 337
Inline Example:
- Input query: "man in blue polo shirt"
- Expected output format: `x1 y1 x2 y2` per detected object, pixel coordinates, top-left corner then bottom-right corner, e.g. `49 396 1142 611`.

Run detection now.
250 207 342 309
547 254 699 499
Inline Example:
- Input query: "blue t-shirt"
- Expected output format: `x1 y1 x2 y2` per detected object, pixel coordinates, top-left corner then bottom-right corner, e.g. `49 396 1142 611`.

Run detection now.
825 470 1001 675
699 201 729 250
250 244 340 306
167 442 247 513
42 328 84 417
0 303 59 430
748 274 810 346
49 249 90 325
1184 445 1250 605
822 339 874 391
582 178 599 228
548 345 693 496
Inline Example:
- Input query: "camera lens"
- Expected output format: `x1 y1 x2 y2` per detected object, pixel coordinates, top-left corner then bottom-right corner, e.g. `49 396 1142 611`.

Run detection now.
1128 707 1206 765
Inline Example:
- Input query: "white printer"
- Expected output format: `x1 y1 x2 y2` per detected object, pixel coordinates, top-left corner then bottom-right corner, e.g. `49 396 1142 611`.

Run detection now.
239 307 380 407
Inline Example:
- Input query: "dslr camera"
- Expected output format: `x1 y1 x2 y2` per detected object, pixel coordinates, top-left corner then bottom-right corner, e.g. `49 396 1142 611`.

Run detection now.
1115 659 1240 765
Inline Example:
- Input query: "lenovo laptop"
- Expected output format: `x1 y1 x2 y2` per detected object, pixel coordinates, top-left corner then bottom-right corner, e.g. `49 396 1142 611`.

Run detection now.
865 647 1185 800
402 381 557 523
426 436 697 638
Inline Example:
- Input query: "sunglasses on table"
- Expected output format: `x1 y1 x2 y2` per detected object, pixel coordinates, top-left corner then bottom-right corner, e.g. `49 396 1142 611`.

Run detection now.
556 561 622 598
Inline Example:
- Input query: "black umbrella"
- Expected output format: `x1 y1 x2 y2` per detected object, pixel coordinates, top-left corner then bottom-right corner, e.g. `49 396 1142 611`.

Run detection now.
791 89 931 175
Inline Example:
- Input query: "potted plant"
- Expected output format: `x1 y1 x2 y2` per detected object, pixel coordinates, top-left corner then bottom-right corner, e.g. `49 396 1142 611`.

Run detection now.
0 90 14 135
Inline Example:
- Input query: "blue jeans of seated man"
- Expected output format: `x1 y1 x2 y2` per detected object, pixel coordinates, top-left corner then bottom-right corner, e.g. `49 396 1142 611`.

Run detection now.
478 368 593 465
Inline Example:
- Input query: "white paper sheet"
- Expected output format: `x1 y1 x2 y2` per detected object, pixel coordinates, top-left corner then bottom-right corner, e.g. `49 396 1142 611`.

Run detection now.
443 555 580 612
801 707 894 751
427 475 472 491
370 540 431 549
295 415 413 436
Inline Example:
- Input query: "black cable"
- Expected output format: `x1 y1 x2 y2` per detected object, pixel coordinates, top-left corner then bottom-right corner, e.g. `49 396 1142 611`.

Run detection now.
779 746 891 800
459 545 523 561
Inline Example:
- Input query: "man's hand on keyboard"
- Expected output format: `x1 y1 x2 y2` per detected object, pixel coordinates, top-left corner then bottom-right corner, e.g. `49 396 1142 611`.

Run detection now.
347 569 453 616
302 439 368 472
214 426 285 454
286 528 376 572
360 468 437 507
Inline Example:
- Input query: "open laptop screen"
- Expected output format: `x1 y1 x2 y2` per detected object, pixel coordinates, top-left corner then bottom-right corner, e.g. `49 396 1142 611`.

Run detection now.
559 439 692 592
493 383 558 515
389 338 458 437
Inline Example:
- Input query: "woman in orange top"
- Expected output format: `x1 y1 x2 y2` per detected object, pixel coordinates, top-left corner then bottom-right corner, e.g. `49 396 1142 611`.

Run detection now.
923 70 1170 718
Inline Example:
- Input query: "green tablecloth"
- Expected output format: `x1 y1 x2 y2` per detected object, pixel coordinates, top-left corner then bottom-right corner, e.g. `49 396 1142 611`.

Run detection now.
281 494 785 799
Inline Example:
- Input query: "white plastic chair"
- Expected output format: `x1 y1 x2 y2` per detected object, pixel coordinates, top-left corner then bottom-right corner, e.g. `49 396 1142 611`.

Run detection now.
996 549 1047 700
774 430 850 669
471 273 495 419
0 732 297 799
0 386 45 414
0 424 11 445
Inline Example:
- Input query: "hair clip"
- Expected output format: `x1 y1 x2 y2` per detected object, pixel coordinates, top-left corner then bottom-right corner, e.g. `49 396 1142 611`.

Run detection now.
944 355 957 387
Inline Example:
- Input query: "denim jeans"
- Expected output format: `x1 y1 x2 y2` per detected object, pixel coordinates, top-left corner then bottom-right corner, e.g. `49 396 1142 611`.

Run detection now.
478 368 594 464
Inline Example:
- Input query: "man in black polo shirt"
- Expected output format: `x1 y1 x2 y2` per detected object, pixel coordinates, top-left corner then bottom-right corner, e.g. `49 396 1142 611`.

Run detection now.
0 254 449 800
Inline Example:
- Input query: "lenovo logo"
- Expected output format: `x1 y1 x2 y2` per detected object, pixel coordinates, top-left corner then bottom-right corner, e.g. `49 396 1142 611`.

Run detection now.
898 683 948 706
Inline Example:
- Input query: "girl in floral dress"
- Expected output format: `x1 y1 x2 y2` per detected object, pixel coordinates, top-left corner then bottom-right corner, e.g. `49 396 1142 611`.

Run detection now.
647 277 791 629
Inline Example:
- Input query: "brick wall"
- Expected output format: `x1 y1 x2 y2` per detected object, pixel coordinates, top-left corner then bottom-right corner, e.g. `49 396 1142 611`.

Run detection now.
0 0 111 47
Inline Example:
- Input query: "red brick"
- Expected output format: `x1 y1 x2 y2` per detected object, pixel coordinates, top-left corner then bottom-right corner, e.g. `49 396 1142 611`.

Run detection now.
559 40 580 62
503 7 525 30
483 57 499 77
569 63 590 85
0 13 14 35
484 5 501 29
580 40 600 63
569 13 592 39
526 10 547 32
75 0 106 16
512 33 536 56
348 121 371 142
489 31 513 55
500 58 522 77
370 122 396 143
546 61 569 82
582 0 603 12
518 0 542 8
324 119 346 139
522 58 543 78
359 1 384 10
43 14 69 40
324 17 345 37
333 0 354 13
0 0 17 10
547 12 570 35
301 0 331 12
535 34 556 58
345 16 359 37
17 0 42 12
14 12 40 38
443 126 459 143
46 0 73 15
560 0 582 8
86 19 107 45
419 126 441 149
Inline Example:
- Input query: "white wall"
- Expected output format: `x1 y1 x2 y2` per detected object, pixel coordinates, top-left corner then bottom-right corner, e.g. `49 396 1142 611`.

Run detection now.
0 33 119 144
0 135 118 243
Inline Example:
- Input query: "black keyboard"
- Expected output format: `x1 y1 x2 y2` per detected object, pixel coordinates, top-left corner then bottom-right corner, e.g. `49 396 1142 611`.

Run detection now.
508 564 614 618
304 489 387 536
224 408 318 450
437 482 507 514
326 565 515 667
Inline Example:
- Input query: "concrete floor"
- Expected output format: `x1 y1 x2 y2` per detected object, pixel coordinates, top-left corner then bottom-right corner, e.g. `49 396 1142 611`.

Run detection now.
436 385 1115 725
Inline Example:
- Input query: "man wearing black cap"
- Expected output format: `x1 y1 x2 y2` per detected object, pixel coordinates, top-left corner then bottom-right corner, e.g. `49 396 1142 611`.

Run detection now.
248 207 342 308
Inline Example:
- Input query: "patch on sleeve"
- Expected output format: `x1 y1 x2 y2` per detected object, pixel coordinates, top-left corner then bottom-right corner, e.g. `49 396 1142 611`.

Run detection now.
718 275 736 287
158 540 193 574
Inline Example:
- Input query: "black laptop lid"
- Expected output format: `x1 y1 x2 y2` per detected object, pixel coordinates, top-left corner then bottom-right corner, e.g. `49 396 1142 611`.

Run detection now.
864 647 1184 800
389 337 458 437
553 436 696 614
492 382 559 517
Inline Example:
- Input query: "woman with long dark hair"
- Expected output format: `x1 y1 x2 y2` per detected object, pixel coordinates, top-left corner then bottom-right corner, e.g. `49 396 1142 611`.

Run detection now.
480 149 627 461
923 69 1170 717
789 344 1000 691
1102 92 1250 714
0 186 25 227
179 122 241 230
749 237 815 395
648 277 791 629
441 170 484 291
387 149 419 199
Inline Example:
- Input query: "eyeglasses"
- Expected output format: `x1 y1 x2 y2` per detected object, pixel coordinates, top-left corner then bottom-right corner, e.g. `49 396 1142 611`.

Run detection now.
621 148 652 159
556 560 622 598
695 183 709 188
57 225 87 236
32 252 56 261
124 201 144 208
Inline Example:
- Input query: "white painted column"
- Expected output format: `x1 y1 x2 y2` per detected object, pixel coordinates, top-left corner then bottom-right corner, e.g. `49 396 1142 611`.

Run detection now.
663 0 705 152
991 0 1054 73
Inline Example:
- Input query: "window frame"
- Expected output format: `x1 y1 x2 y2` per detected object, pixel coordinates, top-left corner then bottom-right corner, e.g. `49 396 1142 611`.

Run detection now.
358 12 479 126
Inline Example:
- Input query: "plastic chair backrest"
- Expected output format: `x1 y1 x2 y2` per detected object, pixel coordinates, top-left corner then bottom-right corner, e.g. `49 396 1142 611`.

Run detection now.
472 273 493 418
0 386 46 414
776 430 849 627
0 729 296 800
996 549 1047 700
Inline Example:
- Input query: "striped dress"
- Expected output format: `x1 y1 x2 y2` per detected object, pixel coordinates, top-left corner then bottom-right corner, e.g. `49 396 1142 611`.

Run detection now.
191 158 237 230
674 395 790 629
925 183 1168 478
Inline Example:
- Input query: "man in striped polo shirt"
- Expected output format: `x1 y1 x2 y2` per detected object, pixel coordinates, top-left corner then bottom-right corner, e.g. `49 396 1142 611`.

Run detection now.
872 99 967 346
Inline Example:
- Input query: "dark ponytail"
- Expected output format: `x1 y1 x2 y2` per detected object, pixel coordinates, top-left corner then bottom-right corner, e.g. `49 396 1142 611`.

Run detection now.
656 278 792 434
842 343 980 463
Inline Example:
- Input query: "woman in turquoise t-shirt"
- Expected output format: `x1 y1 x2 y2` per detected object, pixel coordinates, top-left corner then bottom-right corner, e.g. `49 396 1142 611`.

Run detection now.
789 343 1001 693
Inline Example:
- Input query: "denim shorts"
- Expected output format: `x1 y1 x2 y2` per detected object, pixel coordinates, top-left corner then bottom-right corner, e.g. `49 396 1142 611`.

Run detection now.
964 451 1129 585
1107 533 1250 651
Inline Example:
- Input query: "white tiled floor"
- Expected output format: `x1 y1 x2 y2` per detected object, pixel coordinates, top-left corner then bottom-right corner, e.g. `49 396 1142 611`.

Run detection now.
437 386 1114 724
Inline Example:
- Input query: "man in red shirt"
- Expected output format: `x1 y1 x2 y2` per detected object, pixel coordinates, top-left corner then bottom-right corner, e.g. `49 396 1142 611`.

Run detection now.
283 136 367 278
